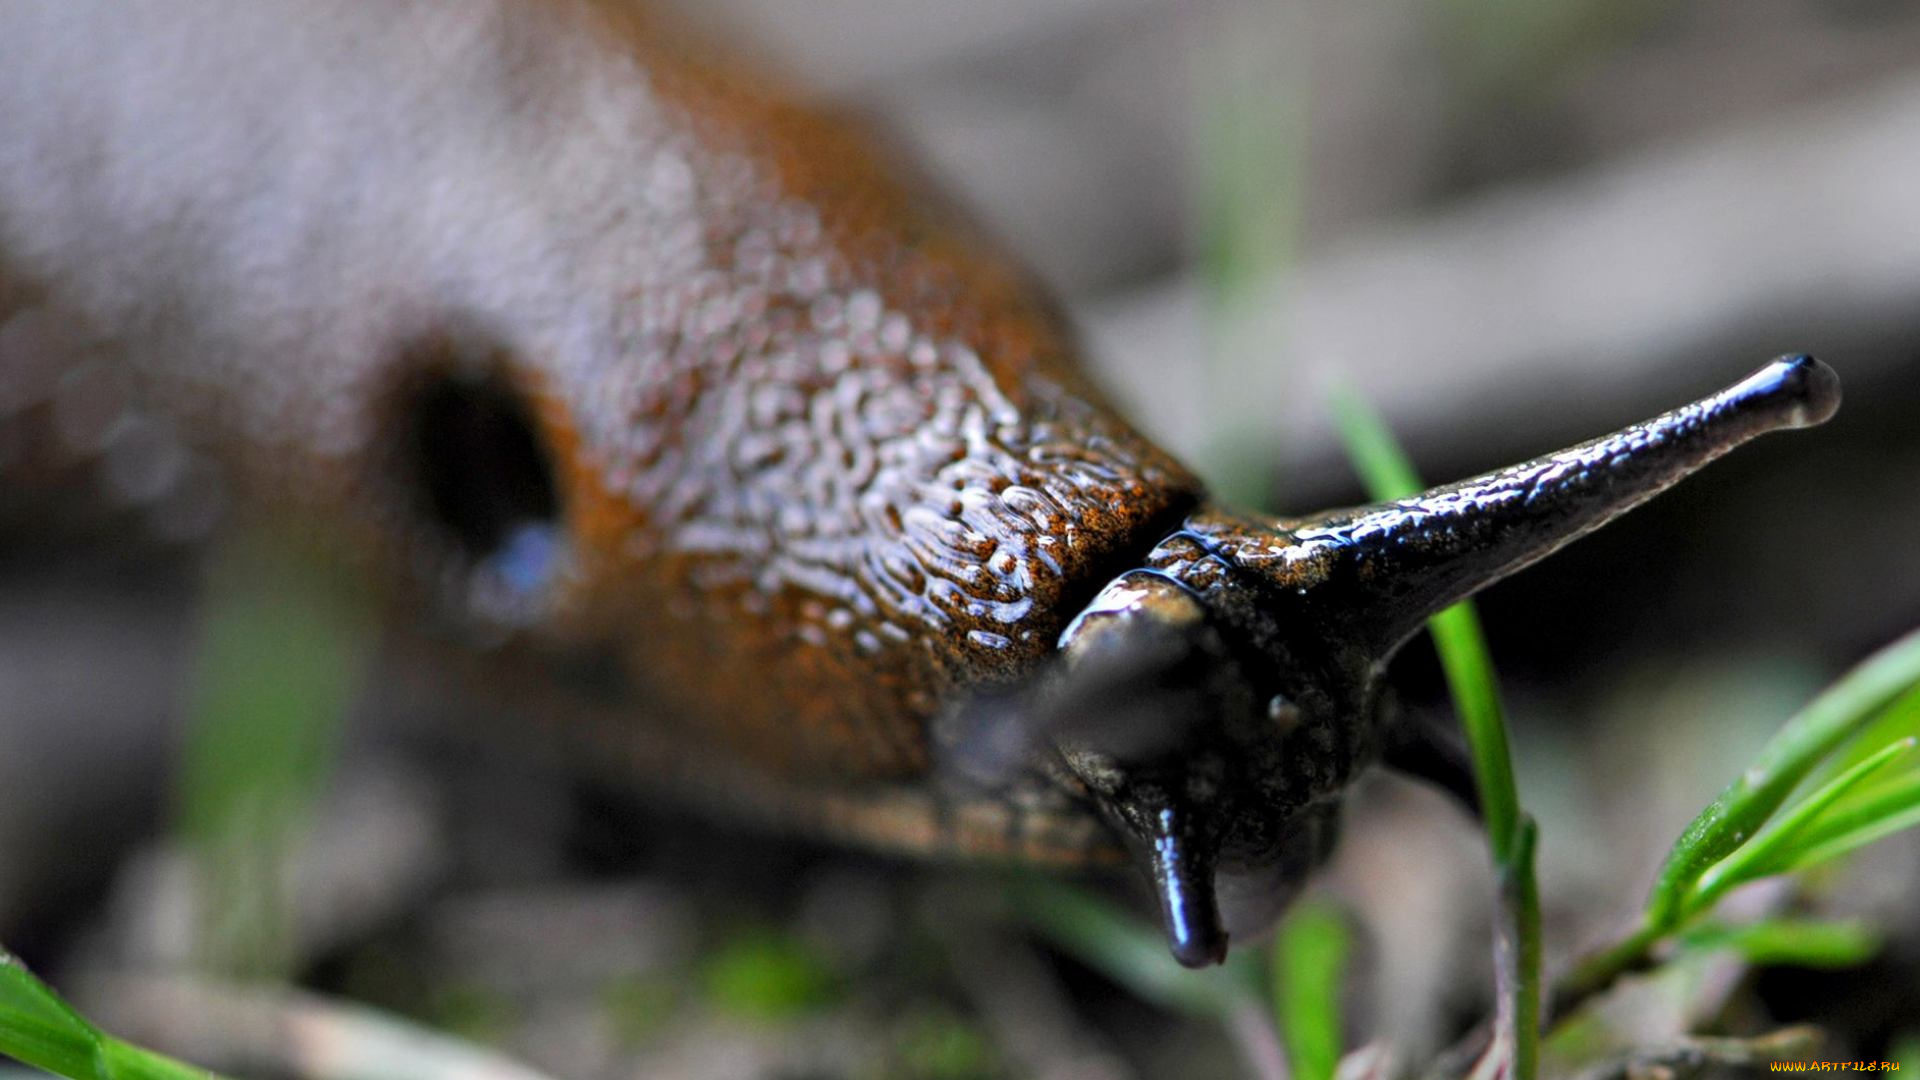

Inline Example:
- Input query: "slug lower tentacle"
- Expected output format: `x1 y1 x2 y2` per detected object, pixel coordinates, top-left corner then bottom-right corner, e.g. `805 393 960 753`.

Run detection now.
0 0 1840 969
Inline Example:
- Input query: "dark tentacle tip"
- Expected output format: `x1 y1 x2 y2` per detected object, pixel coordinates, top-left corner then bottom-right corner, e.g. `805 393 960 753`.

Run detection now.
1741 354 1841 428
1160 876 1229 969
1145 808 1230 968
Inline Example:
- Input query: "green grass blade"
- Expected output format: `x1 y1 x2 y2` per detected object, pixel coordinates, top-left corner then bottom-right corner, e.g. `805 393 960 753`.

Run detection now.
1772 770 1920 875
1430 603 1521 860
0 951 103 1077
1813 682 1920 782
1330 387 1535 1080
1329 386 1522 861
1191 11 1309 507
1272 900 1349 1080
1688 739 1915 913
1470 817 1541 1080
102 1042 219 1080
1675 918 1881 969
1509 818 1543 1080
0 951 219 1079
1013 876 1294 1080
700 928 842 1021
176 533 372 977
1327 386 1424 496
1646 628 1920 926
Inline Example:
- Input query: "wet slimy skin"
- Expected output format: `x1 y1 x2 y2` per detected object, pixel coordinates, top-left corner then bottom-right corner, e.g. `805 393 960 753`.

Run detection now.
0 0 1840 966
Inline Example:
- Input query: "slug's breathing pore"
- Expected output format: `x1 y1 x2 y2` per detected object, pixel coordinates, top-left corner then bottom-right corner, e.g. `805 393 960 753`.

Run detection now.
1046 355 1840 966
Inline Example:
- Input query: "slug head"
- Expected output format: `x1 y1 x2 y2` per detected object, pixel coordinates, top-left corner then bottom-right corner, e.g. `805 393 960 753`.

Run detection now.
1051 570 1353 967
1044 356 1840 967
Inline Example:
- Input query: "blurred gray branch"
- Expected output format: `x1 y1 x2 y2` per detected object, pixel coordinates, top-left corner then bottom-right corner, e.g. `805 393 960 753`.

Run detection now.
1088 72 1920 481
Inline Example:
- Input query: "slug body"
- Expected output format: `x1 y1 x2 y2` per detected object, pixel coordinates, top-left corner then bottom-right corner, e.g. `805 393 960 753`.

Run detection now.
0 0 1840 966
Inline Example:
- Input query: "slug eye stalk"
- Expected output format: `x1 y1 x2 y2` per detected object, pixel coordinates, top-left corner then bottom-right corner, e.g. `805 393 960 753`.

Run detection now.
1286 354 1842 655
1052 356 1841 967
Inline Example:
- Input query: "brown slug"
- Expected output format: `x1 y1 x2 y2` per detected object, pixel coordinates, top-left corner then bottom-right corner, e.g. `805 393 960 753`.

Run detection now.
0 0 1840 968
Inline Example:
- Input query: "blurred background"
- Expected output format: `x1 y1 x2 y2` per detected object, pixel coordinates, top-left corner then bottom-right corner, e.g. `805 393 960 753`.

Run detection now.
3 0 1919 1077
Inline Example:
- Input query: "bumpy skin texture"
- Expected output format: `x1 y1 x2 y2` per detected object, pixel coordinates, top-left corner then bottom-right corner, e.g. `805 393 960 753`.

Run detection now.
534 12 1203 782
0 0 1193 844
